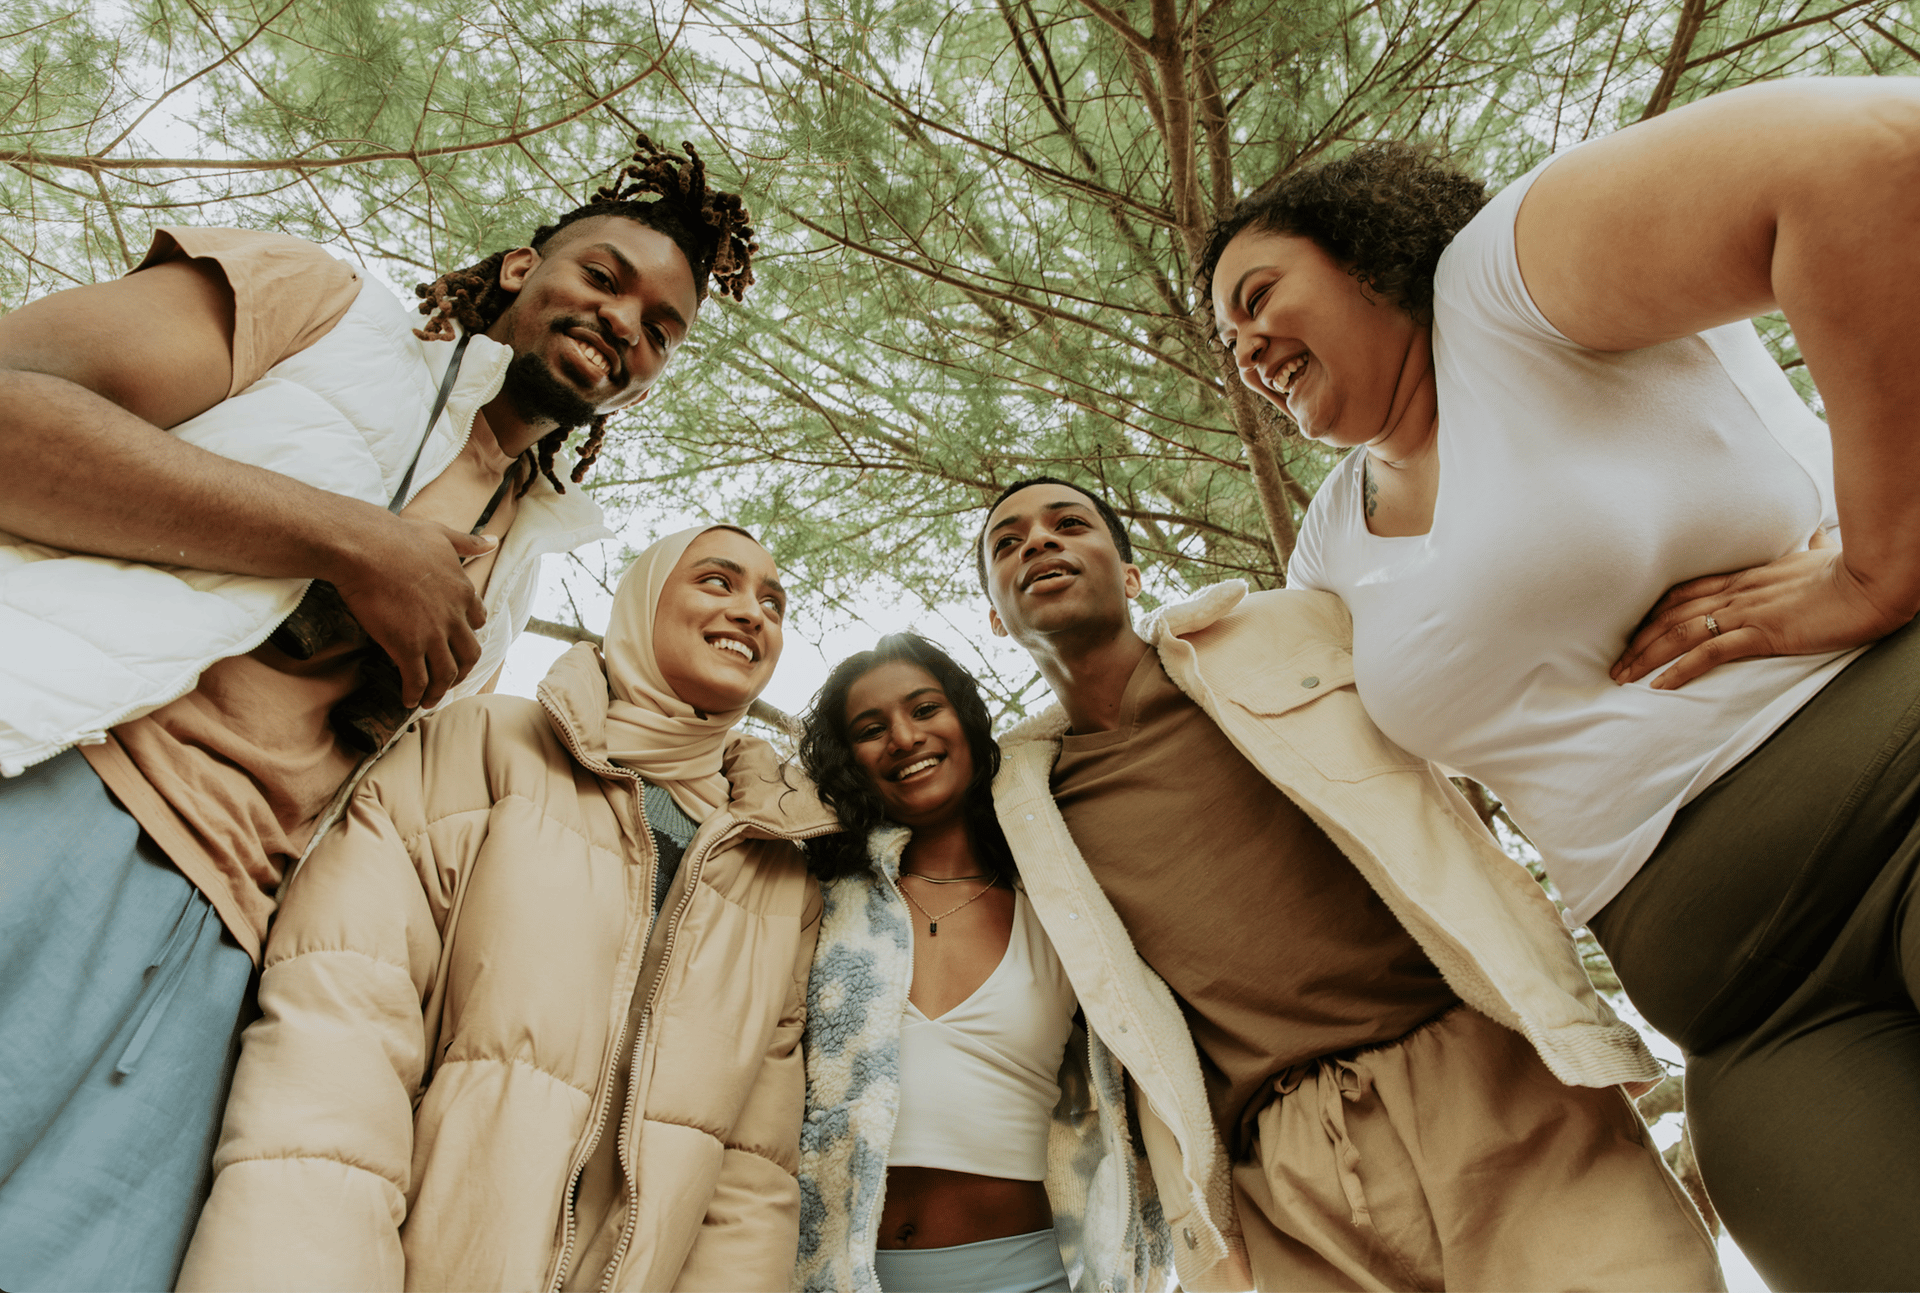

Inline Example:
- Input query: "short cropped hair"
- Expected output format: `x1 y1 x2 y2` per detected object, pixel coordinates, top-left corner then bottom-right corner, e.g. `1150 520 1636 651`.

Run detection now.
975 475 1134 590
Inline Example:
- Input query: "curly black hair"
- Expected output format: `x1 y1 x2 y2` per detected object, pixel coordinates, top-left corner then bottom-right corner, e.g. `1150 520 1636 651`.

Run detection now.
1197 142 1488 327
797 632 1016 883
413 132 758 496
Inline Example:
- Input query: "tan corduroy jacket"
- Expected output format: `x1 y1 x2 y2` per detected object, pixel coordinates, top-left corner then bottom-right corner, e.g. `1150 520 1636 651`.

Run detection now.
994 581 1664 1293
177 642 835 1292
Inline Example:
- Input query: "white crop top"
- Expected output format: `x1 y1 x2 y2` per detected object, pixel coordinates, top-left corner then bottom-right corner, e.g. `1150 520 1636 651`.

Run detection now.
887 889 1078 1181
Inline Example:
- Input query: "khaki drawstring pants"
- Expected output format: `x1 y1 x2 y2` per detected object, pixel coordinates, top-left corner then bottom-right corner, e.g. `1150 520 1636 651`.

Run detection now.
1231 1006 1723 1291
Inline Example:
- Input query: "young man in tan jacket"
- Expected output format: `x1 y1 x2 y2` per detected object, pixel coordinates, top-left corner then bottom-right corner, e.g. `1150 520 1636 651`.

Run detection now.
979 476 1724 1292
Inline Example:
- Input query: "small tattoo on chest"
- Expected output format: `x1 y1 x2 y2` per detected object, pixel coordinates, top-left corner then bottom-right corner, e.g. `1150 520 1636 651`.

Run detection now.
1363 455 1380 519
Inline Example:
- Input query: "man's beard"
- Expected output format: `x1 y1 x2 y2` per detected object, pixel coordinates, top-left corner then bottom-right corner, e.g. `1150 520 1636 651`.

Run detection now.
501 347 597 431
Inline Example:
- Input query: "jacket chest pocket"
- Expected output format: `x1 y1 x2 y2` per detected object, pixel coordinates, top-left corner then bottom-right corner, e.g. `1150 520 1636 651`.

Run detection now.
1220 643 1426 783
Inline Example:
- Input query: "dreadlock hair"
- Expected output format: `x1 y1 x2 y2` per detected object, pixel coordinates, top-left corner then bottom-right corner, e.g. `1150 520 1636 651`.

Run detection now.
413 133 758 496
796 633 1016 883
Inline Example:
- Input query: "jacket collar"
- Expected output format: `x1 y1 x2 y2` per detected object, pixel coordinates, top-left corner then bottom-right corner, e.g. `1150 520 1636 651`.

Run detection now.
537 642 837 837
865 823 912 882
999 579 1254 753
1142 578 1247 644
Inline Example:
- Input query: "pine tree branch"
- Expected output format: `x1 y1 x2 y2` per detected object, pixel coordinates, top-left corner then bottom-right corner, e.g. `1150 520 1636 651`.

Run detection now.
775 207 1224 390
0 39 680 174
1640 0 1709 121
1682 1 1882 72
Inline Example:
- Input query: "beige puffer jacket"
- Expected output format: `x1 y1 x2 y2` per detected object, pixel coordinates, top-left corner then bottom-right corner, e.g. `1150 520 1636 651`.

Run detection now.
177 641 836 1292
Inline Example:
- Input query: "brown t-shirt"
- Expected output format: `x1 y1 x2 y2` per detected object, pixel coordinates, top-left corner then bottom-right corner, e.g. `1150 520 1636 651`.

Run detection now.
79 226 519 960
1050 650 1458 1152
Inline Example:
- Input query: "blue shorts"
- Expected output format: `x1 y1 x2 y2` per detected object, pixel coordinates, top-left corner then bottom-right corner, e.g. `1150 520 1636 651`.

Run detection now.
0 748 254 1292
873 1228 1072 1293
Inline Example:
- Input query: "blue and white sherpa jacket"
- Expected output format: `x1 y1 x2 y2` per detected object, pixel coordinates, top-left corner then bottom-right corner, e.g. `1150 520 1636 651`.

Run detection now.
795 824 1171 1292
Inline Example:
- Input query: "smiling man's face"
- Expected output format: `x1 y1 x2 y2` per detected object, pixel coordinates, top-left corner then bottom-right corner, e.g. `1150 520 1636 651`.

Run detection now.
983 483 1141 647
488 214 701 429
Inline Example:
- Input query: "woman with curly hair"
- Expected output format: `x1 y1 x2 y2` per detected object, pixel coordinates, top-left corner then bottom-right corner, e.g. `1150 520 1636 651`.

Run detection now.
792 633 1168 1293
1204 78 1920 1287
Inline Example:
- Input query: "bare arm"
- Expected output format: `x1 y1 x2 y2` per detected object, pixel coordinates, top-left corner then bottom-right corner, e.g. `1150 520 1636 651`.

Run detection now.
0 259 494 707
1517 78 1920 687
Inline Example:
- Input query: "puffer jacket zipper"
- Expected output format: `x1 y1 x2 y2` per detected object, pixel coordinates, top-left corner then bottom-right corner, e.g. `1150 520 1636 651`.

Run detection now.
598 809 839 1293
593 813 727 1293
537 683 837 1292
539 694 662 1293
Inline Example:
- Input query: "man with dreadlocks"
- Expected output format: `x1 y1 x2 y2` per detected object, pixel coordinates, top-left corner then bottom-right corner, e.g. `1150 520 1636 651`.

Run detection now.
0 135 756 1292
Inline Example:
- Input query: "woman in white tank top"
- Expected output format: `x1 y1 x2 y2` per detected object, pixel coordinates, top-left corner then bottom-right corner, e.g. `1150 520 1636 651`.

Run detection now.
792 633 1167 1293
1200 80 1920 1287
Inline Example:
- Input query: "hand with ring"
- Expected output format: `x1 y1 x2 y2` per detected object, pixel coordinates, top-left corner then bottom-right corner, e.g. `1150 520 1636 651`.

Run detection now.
1611 530 1906 689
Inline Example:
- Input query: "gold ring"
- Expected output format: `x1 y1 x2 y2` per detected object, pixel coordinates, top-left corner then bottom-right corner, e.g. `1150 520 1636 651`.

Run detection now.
1704 615 1722 637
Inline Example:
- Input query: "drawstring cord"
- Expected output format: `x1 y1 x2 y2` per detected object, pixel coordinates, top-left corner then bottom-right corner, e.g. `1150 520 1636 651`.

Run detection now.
114 896 216 1079
1316 1055 1376 1229
1272 1054 1378 1230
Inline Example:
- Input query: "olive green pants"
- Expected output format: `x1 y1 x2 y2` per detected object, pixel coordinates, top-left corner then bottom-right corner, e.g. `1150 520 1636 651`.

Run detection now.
1592 617 1920 1292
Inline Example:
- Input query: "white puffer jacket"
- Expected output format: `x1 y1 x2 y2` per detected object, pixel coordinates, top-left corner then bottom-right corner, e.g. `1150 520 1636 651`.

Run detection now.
0 278 611 777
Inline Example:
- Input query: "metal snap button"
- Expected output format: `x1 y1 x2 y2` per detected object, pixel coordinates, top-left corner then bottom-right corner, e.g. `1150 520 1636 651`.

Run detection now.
1301 675 1320 688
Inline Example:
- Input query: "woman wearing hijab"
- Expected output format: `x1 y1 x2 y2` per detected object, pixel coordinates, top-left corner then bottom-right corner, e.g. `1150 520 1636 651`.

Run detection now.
176 525 835 1292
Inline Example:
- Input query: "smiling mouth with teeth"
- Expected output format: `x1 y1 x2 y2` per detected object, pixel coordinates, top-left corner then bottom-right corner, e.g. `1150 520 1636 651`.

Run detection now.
708 636 755 663
571 335 612 378
1273 352 1309 395
892 756 942 782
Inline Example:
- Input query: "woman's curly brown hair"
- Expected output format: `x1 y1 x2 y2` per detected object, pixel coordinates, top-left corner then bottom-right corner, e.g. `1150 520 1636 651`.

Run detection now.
412 133 758 495
1198 142 1487 327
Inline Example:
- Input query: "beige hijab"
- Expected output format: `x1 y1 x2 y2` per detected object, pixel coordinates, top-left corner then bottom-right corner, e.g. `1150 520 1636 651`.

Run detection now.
600 524 763 822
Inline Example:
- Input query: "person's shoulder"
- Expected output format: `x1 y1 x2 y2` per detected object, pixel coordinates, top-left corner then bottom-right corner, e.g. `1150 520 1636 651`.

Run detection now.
727 736 841 835
407 693 561 782
1434 153 1579 346
138 225 358 282
1222 585 1351 645
1287 450 1365 591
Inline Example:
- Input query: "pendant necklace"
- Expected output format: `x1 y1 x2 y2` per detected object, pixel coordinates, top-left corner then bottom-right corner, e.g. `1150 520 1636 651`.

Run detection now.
899 876 993 935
